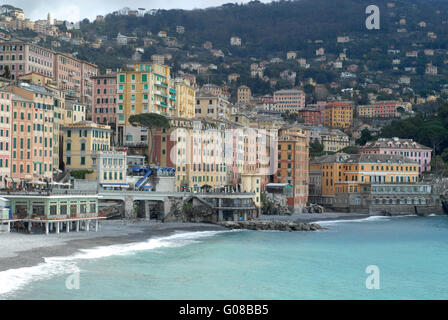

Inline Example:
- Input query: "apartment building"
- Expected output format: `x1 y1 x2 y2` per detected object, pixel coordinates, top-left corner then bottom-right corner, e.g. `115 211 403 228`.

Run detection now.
8 85 55 182
361 137 432 173
237 85 252 105
310 153 420 206
320 129 350 152
274 134 309 212
273 89 305 113
92 74 117 125
298 108 322 125
0 90 11 186
0 41 54 80
174 78 195 119
195 90 232 119
116 63 175 146
62 121 126 186
323 101 354 129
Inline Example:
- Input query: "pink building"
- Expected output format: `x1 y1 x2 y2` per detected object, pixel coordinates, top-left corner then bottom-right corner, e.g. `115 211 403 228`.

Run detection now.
81 61 99 109
372 101 404 118
93 74 117 126
0 41 54 80
361 137 432 173
0 90 11 186
54 52 82 100
273 89 305 113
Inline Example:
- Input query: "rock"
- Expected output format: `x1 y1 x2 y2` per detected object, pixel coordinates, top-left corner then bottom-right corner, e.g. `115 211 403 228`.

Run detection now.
217 220 326 232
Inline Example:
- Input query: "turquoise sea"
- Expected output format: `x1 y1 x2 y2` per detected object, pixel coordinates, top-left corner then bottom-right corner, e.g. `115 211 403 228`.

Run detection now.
2 215 448 300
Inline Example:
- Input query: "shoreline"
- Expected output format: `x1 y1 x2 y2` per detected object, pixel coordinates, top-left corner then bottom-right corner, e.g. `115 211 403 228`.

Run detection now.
1 212 443 274
0 221 226 273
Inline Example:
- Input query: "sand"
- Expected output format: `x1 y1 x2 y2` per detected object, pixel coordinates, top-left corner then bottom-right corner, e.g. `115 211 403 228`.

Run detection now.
0 220 225 272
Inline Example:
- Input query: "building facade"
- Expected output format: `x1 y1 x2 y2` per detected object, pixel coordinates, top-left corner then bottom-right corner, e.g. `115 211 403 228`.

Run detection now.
361 138 432 173
273 89 306 113
323 101 354 129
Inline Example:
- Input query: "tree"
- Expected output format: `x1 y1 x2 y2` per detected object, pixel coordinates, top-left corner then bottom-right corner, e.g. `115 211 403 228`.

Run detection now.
309 140 324 157
356 129 374 146
2 66 11 79
129 113 170 164
341 146 360 154
71 170 93 179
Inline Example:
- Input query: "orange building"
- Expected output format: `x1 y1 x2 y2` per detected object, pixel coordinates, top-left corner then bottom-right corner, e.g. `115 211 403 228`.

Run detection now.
274 134 309 212
8 84 55 183
323 101 354 129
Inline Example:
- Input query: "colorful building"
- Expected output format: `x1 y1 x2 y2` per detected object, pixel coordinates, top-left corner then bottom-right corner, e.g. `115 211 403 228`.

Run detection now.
92 73 117 125
361 137 432 173
320 129 350 152
0 90 11 186
273 89 306 113
0 41 54 80
62 121 126 186
323 101 354 129
174 78 195 118
116 63 175 146
309 153 421 207
274 134 309 212
195 90 232 119
298 108 322 125
237 85 251 105
8 84 55 183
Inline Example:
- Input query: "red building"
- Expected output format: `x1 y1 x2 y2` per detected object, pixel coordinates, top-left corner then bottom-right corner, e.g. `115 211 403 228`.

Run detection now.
298 108 322 125
92 74 117 126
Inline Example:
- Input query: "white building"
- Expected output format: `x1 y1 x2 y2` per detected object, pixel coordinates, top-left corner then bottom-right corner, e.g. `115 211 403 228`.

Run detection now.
230 36 242 46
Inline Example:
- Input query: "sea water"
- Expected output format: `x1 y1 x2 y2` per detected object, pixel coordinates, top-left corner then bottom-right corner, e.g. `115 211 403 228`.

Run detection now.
2 215 448 300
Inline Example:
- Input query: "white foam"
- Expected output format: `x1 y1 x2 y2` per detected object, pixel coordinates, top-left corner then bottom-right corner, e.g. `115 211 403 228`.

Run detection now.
314 215 391 226
0 230 231 299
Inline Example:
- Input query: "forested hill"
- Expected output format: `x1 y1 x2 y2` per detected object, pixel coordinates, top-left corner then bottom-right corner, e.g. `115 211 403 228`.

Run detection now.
77 0 448 57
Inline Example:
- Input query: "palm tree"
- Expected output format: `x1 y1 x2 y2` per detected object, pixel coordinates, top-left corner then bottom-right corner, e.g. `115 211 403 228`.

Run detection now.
129 113 170 165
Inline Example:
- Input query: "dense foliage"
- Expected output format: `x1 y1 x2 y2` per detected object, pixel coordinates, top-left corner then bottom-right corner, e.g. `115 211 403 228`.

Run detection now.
381 103 448 155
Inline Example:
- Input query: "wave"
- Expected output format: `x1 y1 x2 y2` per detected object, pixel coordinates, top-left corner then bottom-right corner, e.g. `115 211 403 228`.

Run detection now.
0 230 231 299
314 216 392 226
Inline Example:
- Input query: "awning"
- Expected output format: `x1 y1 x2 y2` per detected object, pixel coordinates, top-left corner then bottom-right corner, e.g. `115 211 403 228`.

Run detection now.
101 183 130 188
266 183 291 189
30 181 46 185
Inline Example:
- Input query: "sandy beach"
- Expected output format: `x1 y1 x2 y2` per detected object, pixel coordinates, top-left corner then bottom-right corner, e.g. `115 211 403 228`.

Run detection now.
0 220 225 272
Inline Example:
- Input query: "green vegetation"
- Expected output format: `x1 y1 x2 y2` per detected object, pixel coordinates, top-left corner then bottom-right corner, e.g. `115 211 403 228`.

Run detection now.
129 113 171 163
381 103 448 155
71 170 94 179
381 103 448 175
356 129 375 146
341 146 360 154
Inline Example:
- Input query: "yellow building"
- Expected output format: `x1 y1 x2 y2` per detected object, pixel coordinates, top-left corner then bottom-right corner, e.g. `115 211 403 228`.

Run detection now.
18 72 53 86
357 105 375 118
237 85 251 105
320 129 350 152
62 121 127 186
174 79 195 118
116 63 176 147
64 97 86 125
323 101 354 129
195 90 232 119
309 153 420 206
